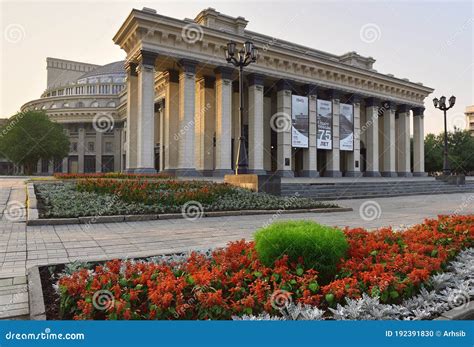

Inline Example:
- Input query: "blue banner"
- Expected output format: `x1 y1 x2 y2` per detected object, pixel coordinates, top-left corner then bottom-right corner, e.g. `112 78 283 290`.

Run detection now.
0 321 472 347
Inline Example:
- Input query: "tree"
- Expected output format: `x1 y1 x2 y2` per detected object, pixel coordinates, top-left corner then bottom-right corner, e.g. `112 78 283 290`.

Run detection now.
0 111 69 174
423 128 474 175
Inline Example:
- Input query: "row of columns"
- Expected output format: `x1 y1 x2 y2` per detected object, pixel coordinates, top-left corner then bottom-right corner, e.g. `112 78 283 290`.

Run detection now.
125 51 426 177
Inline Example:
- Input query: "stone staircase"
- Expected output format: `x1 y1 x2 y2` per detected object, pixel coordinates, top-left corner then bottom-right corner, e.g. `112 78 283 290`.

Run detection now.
281 179 474 200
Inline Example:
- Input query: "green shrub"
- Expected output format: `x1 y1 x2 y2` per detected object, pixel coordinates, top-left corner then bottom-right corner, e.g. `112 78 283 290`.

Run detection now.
254 220 348 283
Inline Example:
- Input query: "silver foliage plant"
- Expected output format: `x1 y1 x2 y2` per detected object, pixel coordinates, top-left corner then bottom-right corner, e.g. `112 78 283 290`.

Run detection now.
234 248 473 321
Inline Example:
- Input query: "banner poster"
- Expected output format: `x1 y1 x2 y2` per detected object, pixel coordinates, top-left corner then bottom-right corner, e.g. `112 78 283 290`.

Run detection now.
291 95 309 148
339 103 354 151
316 99 332 150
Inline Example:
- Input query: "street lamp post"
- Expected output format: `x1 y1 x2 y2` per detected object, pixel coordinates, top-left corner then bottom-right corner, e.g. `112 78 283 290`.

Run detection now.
224 41 258 175
433 95 456 176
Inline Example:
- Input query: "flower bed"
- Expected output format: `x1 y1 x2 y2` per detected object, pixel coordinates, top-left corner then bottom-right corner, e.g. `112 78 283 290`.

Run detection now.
56 215 473 320
53 172 172 180
35 181 335 218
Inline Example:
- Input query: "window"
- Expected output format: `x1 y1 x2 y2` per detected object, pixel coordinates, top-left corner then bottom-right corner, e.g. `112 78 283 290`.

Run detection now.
105 142 113 153
76 102 85 108
90 101 99 108
71 142 78 152
63 102 69 108
87 142 95 152
51 103 57 109
106 101 116 108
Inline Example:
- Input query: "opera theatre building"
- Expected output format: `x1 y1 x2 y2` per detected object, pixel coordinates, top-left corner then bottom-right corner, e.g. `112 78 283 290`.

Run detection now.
21 8 433 177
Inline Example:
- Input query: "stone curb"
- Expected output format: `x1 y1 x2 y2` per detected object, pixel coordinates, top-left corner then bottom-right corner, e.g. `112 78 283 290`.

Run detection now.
26 207 352 226
26 183 40 226
434 301 474 320
27 266 46 320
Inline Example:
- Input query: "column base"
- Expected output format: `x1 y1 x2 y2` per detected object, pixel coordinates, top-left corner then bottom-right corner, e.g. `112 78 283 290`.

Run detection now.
397 172 413 177
247 169 268 175
213 169 234 177
381 171 398 177
276 170 294 178
299 170 320 178
323 170 342 178
344 171 363 177
413 172 428 177
364 171 381 177
175 168 201 177
198 170 214 177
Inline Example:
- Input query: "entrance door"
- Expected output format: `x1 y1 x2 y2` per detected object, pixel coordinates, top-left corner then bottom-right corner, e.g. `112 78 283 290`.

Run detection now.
68 156 78 173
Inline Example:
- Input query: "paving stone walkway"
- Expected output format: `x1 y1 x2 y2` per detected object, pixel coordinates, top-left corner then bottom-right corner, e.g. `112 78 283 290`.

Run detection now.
0 177 473 319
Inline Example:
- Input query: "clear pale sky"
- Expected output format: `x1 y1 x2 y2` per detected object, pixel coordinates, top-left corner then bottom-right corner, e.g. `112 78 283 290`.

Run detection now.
0 0 472 135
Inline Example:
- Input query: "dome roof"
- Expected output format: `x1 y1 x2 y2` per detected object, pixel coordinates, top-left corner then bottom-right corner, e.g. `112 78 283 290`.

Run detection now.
77 60 126 80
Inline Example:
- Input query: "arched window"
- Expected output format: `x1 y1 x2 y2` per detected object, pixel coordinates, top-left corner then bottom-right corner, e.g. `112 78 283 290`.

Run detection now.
51 103 58 109
90 101 99 108
76 101 85 108
41 105 47 110
63 102 70 108
106 101 116 108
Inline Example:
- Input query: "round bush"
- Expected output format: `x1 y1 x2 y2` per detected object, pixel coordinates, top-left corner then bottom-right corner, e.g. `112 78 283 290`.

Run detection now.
254 220 348 283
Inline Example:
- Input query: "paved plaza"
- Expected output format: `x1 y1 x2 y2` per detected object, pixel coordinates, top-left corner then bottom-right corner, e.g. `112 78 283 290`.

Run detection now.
0 177 473 319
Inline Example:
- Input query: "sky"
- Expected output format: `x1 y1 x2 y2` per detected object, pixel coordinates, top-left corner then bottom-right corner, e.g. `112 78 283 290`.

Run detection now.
0 0 472 135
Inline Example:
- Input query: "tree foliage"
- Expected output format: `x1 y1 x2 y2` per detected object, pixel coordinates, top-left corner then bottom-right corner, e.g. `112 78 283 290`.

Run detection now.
424 128 474 174
0 111 69 174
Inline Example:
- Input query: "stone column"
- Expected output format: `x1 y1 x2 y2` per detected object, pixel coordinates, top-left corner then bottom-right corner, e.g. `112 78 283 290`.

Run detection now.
95 130 102 173
263 92 272 172
345 97 362 177
196 76 215 176
125 62 138 172
62 157 68 173
78 124 85 173
157 100 165 172
176 59 198 176
248 73 266 175
381 102 397 177
301 84 318 177
276 79 294 177
113 127 122 172
135 51 157 173
363 98 381 176
396 105 412 177
413 107 427 176
214 67 233 176
231 82 240 171
163 70 180 174
325 91 342 177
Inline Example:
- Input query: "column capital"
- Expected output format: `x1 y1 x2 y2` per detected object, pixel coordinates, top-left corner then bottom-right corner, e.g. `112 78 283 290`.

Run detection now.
179 59 198 74
138 50 158 67
214 66 234 80
364 97 380 107
276 79 293 92
381 100 397 110
397 104 411 114
125 62 138 77
412 107 425 117
247 73 264 87
154 99 165 112
302 84 318 96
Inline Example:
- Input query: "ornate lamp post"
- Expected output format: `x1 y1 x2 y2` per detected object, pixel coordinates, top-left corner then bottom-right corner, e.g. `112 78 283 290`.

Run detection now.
433 95 456 176
224 41 258 174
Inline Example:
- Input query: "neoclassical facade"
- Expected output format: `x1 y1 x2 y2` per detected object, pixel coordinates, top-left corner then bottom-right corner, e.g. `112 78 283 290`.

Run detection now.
113 7 433 177
19 7 433 177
